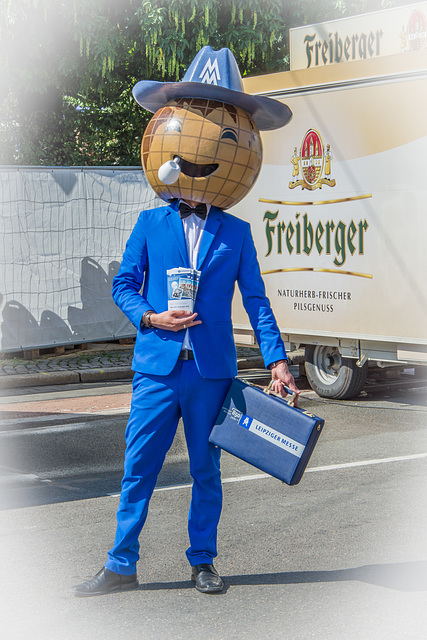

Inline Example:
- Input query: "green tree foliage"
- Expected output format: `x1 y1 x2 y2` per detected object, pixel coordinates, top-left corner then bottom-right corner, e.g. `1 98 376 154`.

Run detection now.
0 0 408 166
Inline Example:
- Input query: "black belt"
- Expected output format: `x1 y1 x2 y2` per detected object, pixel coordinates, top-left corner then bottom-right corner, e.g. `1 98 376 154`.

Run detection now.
179 349 195 360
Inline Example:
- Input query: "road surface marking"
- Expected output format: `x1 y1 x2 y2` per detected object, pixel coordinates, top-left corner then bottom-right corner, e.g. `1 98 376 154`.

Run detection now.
105 452 427 497
0 410 130 432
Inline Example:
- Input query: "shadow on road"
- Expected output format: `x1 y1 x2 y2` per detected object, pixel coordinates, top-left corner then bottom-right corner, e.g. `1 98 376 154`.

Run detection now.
138 561 427 594
0 457 193 511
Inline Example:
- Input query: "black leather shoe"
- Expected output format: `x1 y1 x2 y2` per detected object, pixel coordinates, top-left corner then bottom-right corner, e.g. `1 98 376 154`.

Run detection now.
191 564 224 593
72 567 139 597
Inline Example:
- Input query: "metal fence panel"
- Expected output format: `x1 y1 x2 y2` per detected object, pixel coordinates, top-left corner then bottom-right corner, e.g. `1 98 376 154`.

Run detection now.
0 166 162 352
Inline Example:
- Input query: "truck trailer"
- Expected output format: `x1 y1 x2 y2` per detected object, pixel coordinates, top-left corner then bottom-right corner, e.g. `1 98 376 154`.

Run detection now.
231 4 427 398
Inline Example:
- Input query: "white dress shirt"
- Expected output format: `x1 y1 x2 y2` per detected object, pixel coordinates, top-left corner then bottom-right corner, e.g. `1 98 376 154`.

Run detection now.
180 201 211 350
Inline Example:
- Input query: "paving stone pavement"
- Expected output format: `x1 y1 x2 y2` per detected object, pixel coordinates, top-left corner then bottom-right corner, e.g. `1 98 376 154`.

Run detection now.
0 342 304 389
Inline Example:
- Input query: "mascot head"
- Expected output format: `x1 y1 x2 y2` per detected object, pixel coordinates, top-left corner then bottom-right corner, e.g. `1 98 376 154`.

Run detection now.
133 47 292 209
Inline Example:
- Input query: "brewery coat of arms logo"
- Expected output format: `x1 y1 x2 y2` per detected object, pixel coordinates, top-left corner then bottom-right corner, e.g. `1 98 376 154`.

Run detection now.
400 8 427 52
289 129 336 190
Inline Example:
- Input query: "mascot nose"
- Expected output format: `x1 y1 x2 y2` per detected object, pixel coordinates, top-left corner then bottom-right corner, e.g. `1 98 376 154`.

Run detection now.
158 156 181 184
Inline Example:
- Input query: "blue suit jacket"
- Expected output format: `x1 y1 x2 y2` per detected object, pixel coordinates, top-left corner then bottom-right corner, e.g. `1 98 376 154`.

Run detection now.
112 200 287 379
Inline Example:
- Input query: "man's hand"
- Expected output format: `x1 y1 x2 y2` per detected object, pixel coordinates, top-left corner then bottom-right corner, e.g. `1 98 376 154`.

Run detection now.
269 360 300 406
150 310 202 332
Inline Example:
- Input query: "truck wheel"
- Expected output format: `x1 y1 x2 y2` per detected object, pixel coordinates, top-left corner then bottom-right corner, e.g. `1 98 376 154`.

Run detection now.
304 345 368 399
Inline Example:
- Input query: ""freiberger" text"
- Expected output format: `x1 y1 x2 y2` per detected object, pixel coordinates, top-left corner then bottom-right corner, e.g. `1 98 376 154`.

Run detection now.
304 29 383 67
264 210 369 267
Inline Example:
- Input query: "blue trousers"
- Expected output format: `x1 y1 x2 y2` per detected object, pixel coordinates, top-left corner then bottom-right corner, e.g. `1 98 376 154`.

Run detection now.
105 360 231 575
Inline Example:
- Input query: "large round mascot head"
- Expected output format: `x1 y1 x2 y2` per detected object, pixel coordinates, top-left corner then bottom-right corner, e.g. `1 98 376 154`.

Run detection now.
133 47 292 210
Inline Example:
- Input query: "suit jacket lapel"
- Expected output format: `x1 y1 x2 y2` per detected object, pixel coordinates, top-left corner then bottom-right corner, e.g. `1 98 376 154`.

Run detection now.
166 202 190 267
197 207 222 270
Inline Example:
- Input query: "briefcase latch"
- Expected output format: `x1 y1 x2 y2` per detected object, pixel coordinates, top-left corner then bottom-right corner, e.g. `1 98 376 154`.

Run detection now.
264 380 296 407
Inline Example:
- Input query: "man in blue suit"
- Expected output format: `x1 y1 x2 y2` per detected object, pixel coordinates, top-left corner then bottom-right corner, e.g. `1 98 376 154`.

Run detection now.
73 47 299 597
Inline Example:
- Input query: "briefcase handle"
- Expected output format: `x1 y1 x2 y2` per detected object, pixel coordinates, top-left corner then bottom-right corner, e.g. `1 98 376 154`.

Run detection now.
264 380 297 407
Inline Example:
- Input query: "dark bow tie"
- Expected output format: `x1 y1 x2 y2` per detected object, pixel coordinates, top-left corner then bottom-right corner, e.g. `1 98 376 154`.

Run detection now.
179 201 208 220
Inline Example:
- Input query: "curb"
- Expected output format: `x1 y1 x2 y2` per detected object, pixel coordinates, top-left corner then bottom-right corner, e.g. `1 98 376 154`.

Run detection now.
0 353 304 390
0 358 266 389
0 367 133 389
236 356 265 370
78 367 134 383
0 370 81 389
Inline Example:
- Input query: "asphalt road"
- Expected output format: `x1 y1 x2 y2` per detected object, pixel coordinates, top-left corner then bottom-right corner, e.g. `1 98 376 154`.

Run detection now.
0 376 426 640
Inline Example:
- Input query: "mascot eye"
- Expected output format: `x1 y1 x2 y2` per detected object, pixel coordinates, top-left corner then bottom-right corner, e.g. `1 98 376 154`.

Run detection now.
220 128 238 143
165 119 182 133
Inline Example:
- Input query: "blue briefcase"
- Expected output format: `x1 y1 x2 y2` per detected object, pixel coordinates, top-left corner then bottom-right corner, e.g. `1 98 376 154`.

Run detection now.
209 378 324 485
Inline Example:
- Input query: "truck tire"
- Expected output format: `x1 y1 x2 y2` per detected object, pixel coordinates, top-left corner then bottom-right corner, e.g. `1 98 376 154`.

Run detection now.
304 345 368 399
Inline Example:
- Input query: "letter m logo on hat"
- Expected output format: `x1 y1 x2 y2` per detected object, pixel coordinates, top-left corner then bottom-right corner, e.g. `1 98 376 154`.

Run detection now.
199 58 221 85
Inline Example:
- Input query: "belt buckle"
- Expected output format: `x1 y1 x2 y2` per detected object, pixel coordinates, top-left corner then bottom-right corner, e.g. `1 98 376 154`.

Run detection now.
180 350 189 360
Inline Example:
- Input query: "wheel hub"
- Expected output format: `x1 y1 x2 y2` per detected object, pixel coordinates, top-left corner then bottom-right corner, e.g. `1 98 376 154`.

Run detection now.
314 346 342 385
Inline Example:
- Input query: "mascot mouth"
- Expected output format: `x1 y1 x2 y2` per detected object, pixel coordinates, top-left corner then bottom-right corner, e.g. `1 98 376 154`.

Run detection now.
177 156 218 178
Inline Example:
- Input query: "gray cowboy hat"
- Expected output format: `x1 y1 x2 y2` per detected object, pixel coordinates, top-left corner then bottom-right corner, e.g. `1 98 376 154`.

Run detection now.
133 46 292 131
